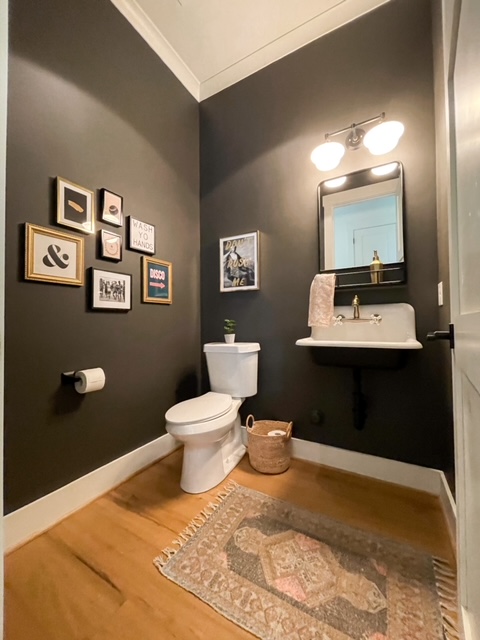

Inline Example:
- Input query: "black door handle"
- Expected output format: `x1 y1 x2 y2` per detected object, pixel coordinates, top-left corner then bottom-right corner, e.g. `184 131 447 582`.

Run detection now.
426 324 455 349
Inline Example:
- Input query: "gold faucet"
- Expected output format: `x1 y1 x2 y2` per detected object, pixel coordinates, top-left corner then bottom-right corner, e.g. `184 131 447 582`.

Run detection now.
352 295 360 319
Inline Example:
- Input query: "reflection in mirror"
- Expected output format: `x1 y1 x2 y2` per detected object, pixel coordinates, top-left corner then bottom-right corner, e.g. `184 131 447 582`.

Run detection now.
318 162 405 288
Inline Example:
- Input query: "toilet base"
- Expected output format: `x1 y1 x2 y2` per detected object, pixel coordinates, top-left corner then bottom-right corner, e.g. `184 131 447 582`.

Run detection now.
180 415 246 494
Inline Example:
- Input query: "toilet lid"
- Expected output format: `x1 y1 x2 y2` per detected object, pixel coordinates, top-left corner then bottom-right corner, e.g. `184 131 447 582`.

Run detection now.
165 392 233 425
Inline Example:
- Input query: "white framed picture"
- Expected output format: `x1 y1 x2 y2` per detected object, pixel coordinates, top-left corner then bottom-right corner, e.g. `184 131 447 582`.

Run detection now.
220 231 259 292
25 223 84 286
56 177 95 234
91 268 132 311
128 217 155 254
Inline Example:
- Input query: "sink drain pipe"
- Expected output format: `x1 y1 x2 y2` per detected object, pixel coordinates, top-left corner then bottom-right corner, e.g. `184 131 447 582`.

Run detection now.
352 368 367 430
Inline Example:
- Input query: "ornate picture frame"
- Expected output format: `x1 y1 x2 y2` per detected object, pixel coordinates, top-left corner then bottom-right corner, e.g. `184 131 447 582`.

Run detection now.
25 223 84 286
142 256 172 304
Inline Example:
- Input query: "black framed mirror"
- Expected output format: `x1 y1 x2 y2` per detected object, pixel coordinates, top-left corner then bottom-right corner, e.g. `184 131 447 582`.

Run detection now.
318 161 405 288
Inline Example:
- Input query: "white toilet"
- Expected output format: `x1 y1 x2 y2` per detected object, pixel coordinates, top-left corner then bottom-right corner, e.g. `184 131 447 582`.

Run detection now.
165 342 260 494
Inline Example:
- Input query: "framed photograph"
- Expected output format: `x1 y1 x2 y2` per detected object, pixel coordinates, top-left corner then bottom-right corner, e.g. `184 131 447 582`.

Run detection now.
128 217 155 254
91 268 132 311
220 231 259 292
25 223 84 286
101 189 123 227
57 177 95 234
100 229 122 261
142 256 172 304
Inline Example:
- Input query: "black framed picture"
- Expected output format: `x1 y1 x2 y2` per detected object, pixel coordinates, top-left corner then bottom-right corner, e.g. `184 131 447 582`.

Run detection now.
57 177 95 234
100 189 123 227
91 268 132 311
100 229 122 261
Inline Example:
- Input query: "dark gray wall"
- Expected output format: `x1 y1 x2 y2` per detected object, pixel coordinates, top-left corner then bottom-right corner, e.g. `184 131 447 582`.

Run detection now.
5 0 200 513
200 0 454 470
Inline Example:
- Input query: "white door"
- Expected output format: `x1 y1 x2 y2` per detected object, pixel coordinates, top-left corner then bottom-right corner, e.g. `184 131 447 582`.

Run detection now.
450 0 480 636
0 0 7 634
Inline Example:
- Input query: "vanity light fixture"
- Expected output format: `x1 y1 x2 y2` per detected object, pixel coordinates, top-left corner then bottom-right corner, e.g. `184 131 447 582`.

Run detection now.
311 113 404 172
371 162 399 176
323 176 347 189
310 141 345 171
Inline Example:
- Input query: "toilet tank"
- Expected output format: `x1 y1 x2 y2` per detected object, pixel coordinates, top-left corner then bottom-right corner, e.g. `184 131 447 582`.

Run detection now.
204 342 260 398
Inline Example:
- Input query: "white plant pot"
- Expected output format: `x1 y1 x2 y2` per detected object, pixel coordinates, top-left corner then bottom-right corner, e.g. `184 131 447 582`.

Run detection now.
224 334 235 343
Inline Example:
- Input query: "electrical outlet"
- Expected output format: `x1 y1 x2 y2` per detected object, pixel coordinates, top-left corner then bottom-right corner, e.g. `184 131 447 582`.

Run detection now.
438 282 444 307
310 409 325 425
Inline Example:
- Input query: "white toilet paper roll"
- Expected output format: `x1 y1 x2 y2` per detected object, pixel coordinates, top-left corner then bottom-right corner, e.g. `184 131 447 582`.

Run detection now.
74 368 105 394
268 429 286 437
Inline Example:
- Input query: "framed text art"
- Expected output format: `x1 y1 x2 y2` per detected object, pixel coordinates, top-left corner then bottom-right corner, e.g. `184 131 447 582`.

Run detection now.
100 189 123 227
57 177 95 234
91 268 132 311
25 223 84 286
142 256 172 304
128 217 155 254
219 231 259 293
100 229 122 261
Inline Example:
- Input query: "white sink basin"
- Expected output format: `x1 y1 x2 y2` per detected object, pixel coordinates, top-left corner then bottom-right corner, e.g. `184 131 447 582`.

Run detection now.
296 303 423 350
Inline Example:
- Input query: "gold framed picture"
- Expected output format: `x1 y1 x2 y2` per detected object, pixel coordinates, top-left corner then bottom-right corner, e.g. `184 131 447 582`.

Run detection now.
25 223 85 286
142 256 172 304
57 176 95 234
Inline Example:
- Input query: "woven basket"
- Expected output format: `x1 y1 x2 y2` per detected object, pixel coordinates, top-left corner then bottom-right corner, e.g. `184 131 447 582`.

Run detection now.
246 414 293 474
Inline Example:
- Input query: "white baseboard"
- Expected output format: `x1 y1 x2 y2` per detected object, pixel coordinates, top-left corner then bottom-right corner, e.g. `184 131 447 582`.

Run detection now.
4 433 180 553
242 427 456 515
290 436 443 494
439 471 457 547
5 431 457 558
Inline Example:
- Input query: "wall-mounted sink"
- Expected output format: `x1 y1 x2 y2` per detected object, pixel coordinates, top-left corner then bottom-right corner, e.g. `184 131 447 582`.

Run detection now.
296 302 422 350
296 302 422 430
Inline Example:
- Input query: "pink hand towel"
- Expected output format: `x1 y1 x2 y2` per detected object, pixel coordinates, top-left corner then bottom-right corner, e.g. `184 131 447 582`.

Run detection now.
308 274 336 327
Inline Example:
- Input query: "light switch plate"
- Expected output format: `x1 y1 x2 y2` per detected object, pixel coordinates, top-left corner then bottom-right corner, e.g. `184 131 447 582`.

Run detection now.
438 282 444 306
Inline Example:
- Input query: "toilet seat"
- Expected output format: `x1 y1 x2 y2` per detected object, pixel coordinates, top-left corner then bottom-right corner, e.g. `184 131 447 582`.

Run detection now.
165 392 233 425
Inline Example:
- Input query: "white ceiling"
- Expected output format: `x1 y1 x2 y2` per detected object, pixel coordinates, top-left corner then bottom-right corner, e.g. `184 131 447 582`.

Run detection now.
111 0 390 101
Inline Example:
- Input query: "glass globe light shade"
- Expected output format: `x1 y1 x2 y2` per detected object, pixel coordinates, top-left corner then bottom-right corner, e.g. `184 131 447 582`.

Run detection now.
310 141 345 171
324 176 347 188
371 162 399 176
363 121 405 155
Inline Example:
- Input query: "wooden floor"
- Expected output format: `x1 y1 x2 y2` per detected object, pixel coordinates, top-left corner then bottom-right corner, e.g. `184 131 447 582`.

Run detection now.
5 450 455 640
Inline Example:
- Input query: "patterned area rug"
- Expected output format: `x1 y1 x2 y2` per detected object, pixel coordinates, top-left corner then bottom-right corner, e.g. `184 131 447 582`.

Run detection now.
154 482 459 640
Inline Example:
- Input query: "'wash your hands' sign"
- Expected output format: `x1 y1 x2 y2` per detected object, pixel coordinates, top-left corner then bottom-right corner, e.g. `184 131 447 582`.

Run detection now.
129 217 155 254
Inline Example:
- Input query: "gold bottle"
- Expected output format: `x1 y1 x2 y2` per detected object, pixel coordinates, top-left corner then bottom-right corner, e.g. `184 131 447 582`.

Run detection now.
370 250 384 284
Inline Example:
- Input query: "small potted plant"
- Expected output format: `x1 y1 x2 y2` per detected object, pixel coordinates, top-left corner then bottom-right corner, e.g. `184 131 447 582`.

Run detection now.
224 319 236 343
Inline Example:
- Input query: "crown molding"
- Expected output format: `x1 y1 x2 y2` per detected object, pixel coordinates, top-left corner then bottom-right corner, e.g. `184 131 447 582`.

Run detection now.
199 0 390 100
112 0 390 103
110 0 201 101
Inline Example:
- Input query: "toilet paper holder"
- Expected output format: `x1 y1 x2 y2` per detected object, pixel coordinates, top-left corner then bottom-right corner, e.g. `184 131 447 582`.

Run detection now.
62 371 80 382
61 367 106 394
62 371 81 382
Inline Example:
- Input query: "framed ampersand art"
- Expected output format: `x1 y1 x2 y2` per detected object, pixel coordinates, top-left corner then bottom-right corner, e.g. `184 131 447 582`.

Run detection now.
24 223 84 286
